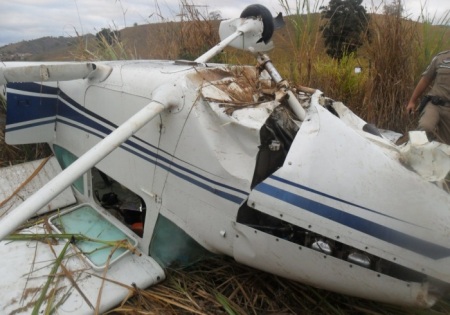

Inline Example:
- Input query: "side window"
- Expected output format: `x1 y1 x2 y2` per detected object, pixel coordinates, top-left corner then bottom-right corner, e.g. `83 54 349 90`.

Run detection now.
53 144 84 193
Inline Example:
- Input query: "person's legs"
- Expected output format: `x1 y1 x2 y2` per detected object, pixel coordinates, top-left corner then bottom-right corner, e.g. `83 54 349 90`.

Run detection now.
436 106 450 145
418 104 440 141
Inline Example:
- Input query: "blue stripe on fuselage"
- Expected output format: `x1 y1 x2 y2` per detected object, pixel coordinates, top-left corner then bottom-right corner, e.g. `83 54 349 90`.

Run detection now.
6 83 247 204
254 180 450 260
6 83 57 126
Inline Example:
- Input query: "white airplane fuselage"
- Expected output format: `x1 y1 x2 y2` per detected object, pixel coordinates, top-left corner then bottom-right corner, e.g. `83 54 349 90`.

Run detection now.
3 59 450 309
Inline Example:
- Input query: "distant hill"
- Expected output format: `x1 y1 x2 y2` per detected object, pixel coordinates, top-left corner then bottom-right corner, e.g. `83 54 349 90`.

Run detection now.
0 18 286 62
0 14 336 62
0 35 95 61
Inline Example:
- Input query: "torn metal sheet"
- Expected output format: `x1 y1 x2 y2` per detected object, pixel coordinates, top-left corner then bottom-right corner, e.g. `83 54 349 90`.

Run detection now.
0 157 76 218
400 131 450 182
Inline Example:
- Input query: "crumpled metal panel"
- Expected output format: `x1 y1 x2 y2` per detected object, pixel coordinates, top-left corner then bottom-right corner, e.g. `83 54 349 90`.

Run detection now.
0 156 76 218
400 131 450 182
0 222 164 315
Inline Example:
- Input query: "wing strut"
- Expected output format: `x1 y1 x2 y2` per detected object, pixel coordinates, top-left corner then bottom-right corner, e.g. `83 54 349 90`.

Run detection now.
0 84 179 240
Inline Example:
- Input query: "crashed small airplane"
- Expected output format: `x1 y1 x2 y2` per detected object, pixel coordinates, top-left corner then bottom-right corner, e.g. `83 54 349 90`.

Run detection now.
1 4 450 314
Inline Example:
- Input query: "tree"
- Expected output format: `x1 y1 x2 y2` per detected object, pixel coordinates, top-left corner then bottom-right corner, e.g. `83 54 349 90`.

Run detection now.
383 0 403 17
208 10 222 20
320 0 369 61
95 28 120 46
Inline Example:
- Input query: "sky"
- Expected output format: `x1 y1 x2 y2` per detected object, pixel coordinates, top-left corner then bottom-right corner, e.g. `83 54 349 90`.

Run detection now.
0 0 449 47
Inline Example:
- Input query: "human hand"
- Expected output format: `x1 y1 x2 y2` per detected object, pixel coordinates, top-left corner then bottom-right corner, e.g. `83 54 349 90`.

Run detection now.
405 102 416 116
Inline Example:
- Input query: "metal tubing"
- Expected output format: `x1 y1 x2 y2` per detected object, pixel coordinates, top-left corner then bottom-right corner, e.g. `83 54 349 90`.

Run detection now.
0 100 166 240
195 31 242 63
258 54 306 121
195 19 258 63
286 90 306 121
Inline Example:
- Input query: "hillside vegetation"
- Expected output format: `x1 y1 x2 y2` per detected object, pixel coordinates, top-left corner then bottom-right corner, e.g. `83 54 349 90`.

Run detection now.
0 35 94 61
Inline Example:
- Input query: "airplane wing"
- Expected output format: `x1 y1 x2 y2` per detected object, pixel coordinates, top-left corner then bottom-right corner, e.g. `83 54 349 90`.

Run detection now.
0 62 112 85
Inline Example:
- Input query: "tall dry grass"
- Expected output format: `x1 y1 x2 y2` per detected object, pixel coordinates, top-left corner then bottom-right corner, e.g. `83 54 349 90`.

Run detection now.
71 0 221 62
362 13 419 132
276 0 326 84
273 0 368 118
177 0 220 61
361 5 450 133
272 0 450 134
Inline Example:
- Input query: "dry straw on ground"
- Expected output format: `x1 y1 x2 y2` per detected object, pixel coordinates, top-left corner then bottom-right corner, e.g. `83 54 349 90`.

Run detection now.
108 256 450 315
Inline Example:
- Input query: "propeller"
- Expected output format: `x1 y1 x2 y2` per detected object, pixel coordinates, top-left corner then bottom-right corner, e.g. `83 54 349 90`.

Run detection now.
240 4 285 44
195 4 284 63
